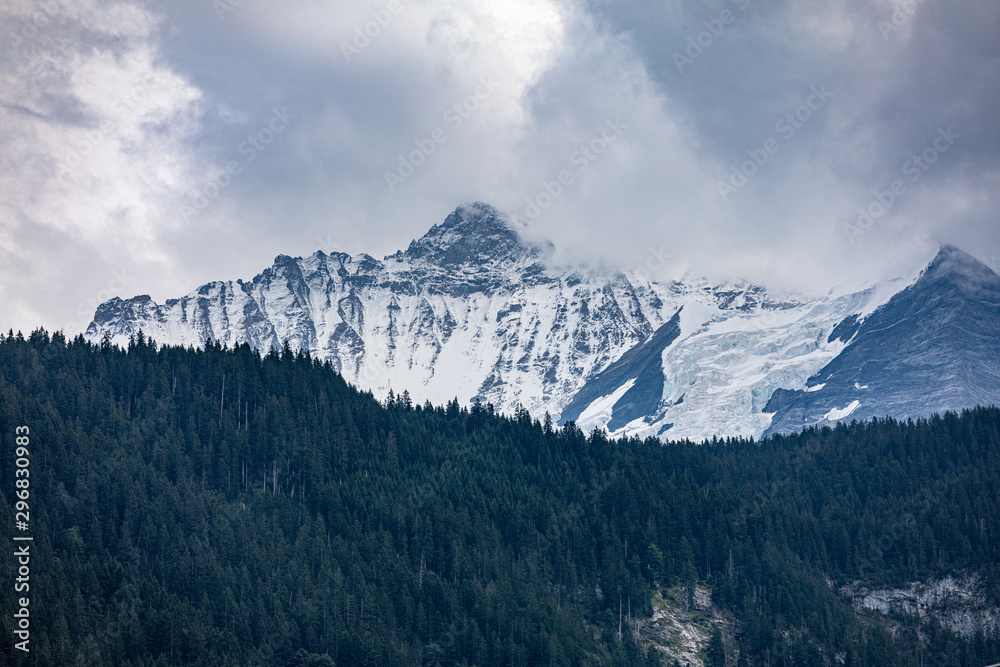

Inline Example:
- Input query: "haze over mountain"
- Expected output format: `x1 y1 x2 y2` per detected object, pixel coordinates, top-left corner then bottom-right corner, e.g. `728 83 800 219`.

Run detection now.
87 203 1000 441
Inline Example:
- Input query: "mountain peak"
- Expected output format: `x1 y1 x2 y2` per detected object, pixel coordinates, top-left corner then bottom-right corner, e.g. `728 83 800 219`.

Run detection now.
764 243 1000 436
914 245 1000 303
926 244 1000 282
396 202 550 268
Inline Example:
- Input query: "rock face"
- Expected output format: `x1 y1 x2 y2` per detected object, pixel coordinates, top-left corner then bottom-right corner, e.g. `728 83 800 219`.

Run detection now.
559 310 682 434
89 203 676 424
87 204 1000 441
840 575 1000 638
764 246 1000 436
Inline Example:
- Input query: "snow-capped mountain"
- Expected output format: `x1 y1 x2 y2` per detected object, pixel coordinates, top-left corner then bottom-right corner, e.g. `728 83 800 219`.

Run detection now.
557 243 946 440
86 203 999 441
763 245 1000 436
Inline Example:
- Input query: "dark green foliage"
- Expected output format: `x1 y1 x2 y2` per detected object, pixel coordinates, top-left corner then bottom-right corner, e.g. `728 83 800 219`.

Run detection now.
0 329 998 665
706 626 726 667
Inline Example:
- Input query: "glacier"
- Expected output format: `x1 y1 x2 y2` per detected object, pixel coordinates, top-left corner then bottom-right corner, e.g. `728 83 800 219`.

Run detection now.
87 202 960 442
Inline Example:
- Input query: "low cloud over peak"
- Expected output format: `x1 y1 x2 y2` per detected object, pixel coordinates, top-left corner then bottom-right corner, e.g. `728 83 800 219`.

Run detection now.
1 0 998 333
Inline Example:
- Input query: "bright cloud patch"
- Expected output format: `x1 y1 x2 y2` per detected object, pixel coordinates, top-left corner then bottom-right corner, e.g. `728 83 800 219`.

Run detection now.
0 1 204 332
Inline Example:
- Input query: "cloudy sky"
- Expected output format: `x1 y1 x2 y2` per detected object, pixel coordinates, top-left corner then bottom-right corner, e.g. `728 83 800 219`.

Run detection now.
1 0 998 335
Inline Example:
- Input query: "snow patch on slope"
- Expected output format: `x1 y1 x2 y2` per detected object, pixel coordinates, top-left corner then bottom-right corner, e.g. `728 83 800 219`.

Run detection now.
824 400 860 421
577 378 637 428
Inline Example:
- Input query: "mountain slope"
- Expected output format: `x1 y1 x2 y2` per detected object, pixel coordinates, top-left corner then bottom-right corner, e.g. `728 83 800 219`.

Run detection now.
5 332 1000 665
89 203 678 422
764 245 1000 435
88 203 816 440
86 203 999 441
559 308 682 434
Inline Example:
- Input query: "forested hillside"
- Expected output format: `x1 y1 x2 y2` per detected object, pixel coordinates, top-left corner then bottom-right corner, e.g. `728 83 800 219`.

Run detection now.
1 330 998 665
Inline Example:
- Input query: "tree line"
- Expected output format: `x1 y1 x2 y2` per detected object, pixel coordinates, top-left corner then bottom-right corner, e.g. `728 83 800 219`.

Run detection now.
0 329 998 665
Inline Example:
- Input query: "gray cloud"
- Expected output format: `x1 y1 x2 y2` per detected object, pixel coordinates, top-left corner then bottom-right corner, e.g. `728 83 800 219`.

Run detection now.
583 0 1000 272
1 0 997 334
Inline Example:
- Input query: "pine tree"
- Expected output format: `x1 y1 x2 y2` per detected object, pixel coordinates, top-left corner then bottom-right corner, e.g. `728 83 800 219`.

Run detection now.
706 625 726 667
